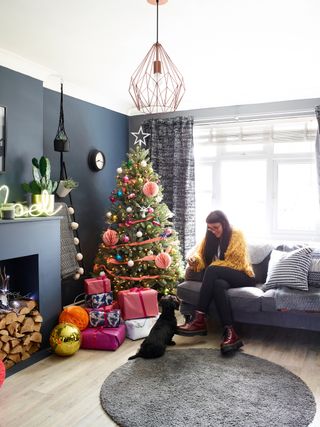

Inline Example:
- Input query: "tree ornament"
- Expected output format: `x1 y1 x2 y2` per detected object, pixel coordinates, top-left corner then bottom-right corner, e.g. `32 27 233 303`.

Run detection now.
122 175 129 183
155 252 172 269
106 211 112 218
68 206 75 215
115 254 123 261
128 193 136 199
143 181 159 197
117 167 123 174
109 196 116 203
49 323 81 357
138 177 144 184
147 250 153 255
148 207 154 213
136 230 143 238
127 160 133 167
141 160 147 168
103 229 119 246
127 260 134 267
59 306 89 331
122 235 130 243
71 222 79 230
146 224 152 232
74 237 80 245
76 253 83 261
117 190 123 197
126 207 132 213
99 271 106 276
112 214 118 222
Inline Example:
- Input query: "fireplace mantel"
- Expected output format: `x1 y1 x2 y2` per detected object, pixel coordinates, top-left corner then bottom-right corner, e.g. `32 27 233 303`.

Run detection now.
0 217 61 351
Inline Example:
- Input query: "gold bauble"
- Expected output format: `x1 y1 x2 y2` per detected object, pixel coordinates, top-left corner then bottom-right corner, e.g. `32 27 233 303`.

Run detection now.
112 215 118 222
49 322 81 357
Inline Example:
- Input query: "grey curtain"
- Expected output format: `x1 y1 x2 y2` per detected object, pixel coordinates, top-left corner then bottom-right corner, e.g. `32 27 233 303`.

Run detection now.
143 116 195 257
316 106 320 203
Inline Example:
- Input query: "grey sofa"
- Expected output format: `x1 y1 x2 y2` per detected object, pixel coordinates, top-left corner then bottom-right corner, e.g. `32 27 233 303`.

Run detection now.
177 243 320 332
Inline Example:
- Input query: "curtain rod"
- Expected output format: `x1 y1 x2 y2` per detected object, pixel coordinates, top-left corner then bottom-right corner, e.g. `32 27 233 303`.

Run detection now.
194 109 315 126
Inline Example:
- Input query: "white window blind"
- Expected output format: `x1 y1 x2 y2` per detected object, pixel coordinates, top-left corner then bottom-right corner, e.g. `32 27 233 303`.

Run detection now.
193 115 319 242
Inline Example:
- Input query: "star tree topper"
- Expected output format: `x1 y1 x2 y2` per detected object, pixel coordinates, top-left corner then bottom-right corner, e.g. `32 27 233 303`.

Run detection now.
131 126 150 146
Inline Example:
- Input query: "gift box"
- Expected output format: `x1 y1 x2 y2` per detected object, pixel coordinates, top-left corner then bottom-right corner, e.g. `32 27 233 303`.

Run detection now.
87 307 121 328
80 324 126 351
125 315 159 340
85 291 113 309
84 276 111 295
118 288 159 320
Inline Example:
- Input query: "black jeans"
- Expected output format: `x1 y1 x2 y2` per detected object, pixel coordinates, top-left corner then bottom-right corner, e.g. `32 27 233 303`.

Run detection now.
197 266 256 327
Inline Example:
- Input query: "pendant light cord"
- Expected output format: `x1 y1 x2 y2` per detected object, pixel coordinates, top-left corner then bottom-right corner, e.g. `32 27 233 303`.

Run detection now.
156 0 159 44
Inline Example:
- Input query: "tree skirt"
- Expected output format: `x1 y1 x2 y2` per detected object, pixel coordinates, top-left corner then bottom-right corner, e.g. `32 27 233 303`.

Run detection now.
100 348 316 427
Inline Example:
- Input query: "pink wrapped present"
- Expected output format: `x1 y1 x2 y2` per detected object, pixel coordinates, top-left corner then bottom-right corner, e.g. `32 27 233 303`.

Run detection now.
117 287 159 320
80 324 125 351
84 276 111 295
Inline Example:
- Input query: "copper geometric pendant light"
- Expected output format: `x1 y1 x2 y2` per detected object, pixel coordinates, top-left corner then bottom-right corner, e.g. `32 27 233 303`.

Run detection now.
129 0 185 114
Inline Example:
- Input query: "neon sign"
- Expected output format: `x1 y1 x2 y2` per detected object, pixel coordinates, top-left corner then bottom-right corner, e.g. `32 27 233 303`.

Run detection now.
0 185 62 218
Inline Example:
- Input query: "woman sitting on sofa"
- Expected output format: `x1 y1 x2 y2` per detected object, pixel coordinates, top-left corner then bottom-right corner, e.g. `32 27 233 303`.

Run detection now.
177 210 256 354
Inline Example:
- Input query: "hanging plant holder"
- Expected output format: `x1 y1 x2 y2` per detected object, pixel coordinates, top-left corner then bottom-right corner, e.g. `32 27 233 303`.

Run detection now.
54 83 70 153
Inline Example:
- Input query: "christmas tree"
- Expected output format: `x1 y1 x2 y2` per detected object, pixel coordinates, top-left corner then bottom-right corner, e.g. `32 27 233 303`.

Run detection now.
93 144 184 295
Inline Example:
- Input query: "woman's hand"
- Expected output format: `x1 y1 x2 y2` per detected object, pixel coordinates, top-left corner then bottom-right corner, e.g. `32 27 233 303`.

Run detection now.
187 256 198 268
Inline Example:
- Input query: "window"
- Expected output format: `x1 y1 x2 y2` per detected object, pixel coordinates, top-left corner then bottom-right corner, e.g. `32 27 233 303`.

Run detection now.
194 115 320 242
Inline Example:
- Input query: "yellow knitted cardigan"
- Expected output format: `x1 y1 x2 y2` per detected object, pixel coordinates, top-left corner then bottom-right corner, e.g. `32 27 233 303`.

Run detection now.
191 228 254 277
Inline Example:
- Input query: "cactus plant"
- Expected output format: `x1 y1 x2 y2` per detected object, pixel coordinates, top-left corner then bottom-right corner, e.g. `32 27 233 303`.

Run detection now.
21 156 58 195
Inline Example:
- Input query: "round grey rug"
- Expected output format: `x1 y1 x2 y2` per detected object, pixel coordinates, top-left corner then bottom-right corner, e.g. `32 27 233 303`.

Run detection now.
100 349 316 427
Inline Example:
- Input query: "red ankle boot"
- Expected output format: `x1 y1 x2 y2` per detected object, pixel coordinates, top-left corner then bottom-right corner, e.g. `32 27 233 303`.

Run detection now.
220 326 243 354
176 310 207 336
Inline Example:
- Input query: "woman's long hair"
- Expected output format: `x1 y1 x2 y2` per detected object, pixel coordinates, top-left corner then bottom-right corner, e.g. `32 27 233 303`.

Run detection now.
203 210 232 266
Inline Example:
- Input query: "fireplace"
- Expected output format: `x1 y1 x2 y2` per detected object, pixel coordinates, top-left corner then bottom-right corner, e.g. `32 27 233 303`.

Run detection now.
0 217 61 356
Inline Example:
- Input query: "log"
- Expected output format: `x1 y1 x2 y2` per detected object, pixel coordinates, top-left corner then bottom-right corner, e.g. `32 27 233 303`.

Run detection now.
33 315 43 323
0 329 9 336
7 322 18 336
21 351 31 361
22 335 31 346
0 351 6 361
0 317 6 329
33 323 41 332
8 353 21 363
2 342 10 354
10 338 20 348
1 335 11 343
5 312 18 325
20 317 35 334
11 344 23 354
30 332 42 343
16 314 26 323
4 360 15 369
19 300 37 315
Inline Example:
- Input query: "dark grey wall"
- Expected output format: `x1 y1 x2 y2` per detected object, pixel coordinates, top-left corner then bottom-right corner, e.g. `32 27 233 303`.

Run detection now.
0 66 43 201
43 89 128 275
0 66 129 304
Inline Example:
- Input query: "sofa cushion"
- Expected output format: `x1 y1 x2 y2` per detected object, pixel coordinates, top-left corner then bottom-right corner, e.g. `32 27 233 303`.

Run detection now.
264 247 313 291
228 287 264 312
270 286 320 312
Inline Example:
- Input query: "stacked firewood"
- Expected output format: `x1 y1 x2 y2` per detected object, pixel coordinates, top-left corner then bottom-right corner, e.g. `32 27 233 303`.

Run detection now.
0 300 43 369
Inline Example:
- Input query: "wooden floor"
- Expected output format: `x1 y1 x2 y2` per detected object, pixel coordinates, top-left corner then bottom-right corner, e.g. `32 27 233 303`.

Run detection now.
1 317 320 427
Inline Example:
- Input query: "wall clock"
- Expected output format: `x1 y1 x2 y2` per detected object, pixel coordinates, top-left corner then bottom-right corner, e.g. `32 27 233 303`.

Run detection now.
88 149 106 171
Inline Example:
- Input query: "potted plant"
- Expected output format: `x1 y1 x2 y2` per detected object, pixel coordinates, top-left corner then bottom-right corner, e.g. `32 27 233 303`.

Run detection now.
21 156 58 212
56 178 79 198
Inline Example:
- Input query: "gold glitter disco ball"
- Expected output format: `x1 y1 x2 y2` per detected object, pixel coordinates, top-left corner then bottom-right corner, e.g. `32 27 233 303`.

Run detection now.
49 322 81 356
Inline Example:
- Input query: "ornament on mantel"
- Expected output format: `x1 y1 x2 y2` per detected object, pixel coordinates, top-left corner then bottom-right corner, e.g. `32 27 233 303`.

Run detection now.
0 267 10 310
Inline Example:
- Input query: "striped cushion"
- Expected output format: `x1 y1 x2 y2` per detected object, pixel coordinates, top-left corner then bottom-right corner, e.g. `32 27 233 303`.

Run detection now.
264 247 313 291
308 249 320 288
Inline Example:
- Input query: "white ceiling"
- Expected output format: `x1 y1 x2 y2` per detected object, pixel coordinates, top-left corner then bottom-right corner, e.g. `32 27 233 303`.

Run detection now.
0 0 319 116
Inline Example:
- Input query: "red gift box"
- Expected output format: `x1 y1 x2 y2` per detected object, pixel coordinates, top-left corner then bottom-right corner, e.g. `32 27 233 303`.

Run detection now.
80 324 125 350
117 287 159 320
84 276 111 295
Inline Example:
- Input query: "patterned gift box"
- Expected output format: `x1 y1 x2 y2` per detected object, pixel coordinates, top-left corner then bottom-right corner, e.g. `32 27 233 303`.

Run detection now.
87 307 121 328
85 291 113 309
84 276 111 295
118 287 159 321
80 324 126 351
125 315 159 340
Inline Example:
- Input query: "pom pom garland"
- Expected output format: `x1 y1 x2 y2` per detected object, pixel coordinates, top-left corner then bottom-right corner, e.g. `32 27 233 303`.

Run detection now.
68 206 75 215
76 253 83 261
106 212 112 218
71 222 79 230
59 306 89 331
74 237 80 245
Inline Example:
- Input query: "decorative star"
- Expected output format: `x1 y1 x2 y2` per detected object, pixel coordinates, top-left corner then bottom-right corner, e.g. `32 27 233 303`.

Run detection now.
131 126 150 146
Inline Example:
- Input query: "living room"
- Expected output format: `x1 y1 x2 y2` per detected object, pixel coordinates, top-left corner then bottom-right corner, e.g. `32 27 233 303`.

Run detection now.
0 1 320 426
